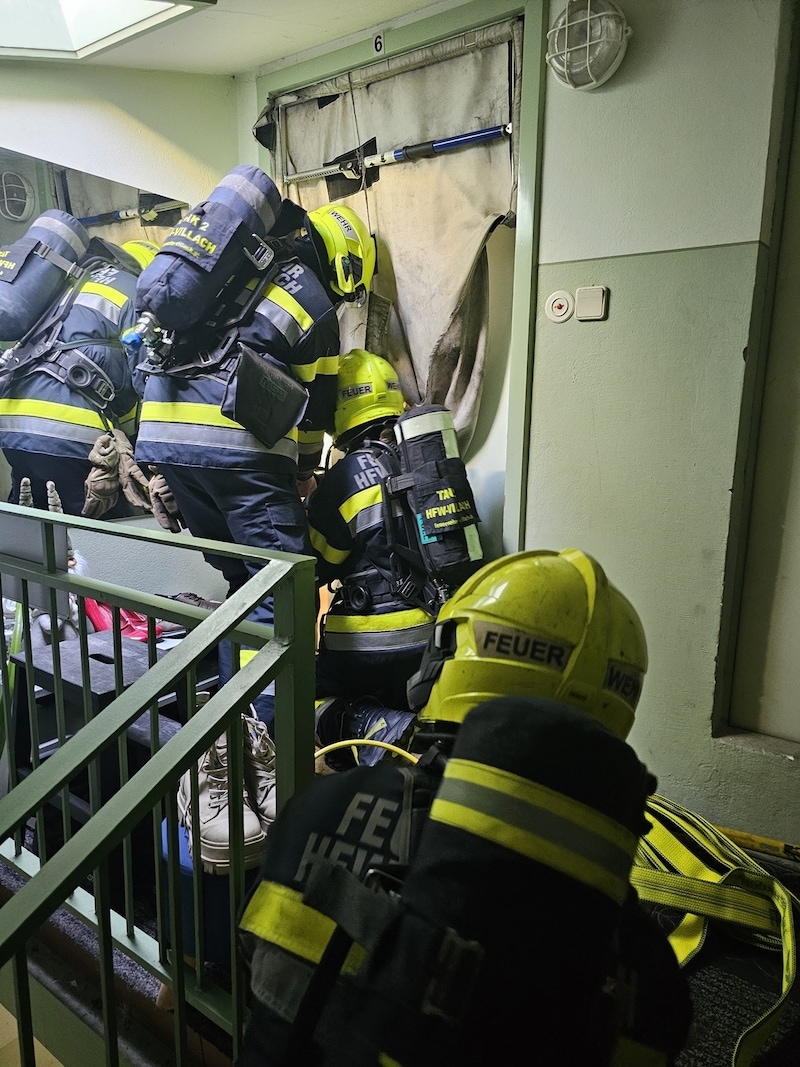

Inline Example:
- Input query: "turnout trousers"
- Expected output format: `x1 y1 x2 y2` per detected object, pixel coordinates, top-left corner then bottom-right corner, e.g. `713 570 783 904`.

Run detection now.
158 463 312 732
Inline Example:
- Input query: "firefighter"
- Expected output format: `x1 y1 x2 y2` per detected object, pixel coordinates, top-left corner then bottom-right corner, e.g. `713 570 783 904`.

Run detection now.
236 549 692 1067
0 239 158 516
307 349 431 710
134 202 376 731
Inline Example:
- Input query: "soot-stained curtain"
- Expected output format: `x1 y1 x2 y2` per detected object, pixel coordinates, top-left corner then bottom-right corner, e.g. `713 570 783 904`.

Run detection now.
258 18 522 449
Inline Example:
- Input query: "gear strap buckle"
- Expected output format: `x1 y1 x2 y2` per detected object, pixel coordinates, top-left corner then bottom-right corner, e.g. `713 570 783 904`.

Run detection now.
242 235 276 271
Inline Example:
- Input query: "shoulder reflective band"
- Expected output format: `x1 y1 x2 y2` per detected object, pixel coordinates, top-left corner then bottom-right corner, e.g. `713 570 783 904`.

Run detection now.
240 880 364 973
430 758 638 905
633 794 798 1067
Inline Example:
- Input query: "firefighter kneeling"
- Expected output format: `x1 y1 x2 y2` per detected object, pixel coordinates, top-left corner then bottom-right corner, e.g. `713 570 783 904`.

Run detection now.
236 549 693 1067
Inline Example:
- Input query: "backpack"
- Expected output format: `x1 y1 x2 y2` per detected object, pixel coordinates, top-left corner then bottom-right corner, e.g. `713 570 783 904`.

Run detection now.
366 404 484 612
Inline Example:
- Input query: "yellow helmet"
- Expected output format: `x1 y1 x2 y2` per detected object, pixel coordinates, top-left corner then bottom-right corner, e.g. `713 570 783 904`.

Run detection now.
334 349 405 445
307 205 376 304
121 240 159 271
408 548 648 740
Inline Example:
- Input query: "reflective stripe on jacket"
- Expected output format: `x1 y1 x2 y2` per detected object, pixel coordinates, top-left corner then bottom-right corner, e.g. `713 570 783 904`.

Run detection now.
308 444 436 653
0 264 139 458
135 258 339 471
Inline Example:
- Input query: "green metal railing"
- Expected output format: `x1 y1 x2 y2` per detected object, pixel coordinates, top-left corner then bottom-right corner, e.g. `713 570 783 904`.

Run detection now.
0 502 317 1065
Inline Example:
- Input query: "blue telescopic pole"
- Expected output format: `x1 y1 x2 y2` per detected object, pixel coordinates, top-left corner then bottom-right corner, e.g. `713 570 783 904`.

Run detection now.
284 123 512 184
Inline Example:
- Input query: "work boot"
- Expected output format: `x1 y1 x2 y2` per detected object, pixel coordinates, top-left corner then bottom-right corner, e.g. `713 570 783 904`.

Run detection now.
243 712 278 833
169 592 222 611
177 734 265 875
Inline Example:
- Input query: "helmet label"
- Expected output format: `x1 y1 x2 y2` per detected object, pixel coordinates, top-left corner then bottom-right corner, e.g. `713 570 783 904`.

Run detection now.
603 661 643 710
329 209 357 239
341 383 373 399
473 621 573 670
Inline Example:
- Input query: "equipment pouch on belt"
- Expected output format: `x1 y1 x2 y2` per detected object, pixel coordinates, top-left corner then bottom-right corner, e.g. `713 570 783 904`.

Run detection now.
221 342 309 448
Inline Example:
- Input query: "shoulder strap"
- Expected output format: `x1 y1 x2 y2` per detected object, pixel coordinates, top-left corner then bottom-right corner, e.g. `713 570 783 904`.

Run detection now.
0 255 108 380
144 238 295 376
631 794 799 1066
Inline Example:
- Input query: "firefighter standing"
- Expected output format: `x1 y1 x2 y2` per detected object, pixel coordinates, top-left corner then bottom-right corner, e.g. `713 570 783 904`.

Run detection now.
134 204 376 731
0 239 158 516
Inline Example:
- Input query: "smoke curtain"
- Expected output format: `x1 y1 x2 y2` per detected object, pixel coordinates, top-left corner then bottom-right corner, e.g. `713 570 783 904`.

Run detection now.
259 18 522 449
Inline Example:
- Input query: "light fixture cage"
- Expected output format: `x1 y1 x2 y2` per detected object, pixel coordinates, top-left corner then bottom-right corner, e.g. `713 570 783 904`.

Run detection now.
0 171 35 223
546 0 632 91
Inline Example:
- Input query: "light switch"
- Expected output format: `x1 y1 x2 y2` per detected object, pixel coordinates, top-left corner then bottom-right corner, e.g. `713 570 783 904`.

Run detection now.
575 285 608 321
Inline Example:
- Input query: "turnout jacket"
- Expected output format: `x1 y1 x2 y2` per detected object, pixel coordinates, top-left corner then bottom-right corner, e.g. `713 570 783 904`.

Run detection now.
135 257 340 473
0 261 140 461
307 441 436 656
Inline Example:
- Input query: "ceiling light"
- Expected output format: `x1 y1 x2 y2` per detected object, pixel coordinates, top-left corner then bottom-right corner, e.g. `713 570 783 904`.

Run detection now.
0 0 216 62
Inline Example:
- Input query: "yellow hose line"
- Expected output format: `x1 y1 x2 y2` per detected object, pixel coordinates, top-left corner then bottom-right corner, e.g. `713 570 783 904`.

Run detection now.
315 738 419 764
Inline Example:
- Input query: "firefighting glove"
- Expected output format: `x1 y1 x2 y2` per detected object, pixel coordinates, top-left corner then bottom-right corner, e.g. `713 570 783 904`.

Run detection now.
82 432 120 519
112 429 152 510
149 471 186 533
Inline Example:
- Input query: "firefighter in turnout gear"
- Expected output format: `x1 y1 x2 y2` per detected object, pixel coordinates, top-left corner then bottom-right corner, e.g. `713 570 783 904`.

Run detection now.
134 180 376 731
0 238 158 516
307 349 433 713
236 549 692 1067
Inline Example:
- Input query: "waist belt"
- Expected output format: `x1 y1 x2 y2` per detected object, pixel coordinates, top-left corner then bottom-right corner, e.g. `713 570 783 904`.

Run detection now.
339 572 396 612
40 345 117 410
4 340 118 412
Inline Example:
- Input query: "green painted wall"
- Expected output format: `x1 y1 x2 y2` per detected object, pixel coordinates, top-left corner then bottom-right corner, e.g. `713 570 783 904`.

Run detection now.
524 0 798 839
530 246 787 832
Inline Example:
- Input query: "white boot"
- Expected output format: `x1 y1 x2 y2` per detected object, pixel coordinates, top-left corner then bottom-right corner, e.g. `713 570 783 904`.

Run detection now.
177 733 265 874
243 712 278 834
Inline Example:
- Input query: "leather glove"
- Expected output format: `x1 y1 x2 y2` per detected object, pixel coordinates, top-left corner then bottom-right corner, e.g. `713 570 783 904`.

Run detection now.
113 429 152 510
149 471 186 533
82 432 120 518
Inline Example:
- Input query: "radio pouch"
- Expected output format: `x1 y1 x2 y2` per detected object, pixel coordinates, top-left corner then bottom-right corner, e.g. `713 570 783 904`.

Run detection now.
223 342 309 449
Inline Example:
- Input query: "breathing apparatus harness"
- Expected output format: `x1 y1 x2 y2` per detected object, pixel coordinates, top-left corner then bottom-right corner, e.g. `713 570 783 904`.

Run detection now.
127 227 300 380
334 431 449 617
337 406 483 618
0 252 124 415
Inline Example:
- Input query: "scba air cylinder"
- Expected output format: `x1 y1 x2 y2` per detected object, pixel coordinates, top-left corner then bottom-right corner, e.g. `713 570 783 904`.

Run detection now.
132 165 283 334
0 211 90 343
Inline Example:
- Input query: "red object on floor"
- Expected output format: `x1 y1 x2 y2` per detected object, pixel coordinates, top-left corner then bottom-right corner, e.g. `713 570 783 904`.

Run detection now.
83 599 162 641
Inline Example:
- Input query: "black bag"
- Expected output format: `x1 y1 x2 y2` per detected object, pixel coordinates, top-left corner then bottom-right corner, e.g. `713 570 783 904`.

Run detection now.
223 342 309 448
368 404 484 610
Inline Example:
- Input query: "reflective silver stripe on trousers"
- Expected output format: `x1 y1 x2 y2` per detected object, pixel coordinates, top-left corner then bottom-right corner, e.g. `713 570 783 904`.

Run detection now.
323 621 434 652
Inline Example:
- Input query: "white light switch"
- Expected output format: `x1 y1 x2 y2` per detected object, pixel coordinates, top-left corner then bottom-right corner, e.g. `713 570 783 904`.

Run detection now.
575 285 608 321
